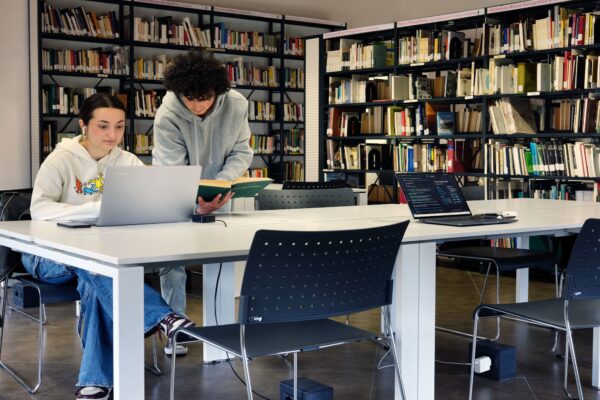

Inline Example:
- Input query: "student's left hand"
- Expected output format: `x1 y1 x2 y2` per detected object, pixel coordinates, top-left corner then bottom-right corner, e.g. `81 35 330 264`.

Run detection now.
196 192 234 215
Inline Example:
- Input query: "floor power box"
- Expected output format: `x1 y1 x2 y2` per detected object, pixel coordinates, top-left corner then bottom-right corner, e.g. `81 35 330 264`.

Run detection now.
280 378 333 400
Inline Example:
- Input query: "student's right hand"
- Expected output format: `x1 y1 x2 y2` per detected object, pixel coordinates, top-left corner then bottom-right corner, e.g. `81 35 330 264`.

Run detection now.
195 192 234 215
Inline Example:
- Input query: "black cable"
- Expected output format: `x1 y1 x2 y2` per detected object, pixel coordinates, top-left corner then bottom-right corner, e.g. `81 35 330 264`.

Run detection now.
213 263 271 400
215 219 228 227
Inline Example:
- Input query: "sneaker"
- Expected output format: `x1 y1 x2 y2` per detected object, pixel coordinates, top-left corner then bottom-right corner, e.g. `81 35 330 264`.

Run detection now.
164 342 189 357
75 386 111 400
159 313 195 341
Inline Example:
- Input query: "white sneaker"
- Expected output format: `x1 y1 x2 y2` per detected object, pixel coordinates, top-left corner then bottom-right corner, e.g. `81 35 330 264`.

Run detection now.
164 343 188 357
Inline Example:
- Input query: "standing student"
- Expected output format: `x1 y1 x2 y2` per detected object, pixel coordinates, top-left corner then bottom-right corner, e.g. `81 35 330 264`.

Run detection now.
21 93 194 400
152 50 253 355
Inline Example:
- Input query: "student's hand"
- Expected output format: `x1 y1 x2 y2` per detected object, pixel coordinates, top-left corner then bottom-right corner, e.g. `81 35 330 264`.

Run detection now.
196 192 234 215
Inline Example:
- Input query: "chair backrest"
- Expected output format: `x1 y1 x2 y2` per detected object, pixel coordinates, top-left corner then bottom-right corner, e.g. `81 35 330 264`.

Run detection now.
282 181 346 190
256 188 356 210
238 220 410 324
565 218 600 300
0 192 32 282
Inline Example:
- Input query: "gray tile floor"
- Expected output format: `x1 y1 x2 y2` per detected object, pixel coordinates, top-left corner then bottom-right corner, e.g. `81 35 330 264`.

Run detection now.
1 267 600 399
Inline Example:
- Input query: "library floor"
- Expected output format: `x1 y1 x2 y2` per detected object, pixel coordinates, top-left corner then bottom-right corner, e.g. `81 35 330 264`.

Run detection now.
1 267 600 400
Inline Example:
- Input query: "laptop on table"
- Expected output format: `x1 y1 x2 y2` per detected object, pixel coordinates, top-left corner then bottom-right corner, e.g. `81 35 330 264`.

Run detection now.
396 173 516 227
59 165 201 227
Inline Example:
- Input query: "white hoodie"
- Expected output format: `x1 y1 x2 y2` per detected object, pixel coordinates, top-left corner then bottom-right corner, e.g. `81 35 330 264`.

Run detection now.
30 135 144 221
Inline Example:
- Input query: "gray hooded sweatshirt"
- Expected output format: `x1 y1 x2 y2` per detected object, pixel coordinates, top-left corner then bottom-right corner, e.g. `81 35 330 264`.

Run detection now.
152 90 253 181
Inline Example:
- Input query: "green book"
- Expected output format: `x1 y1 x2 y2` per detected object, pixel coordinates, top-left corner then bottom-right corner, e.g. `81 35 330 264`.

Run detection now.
197 177 272 201
524 149 534 175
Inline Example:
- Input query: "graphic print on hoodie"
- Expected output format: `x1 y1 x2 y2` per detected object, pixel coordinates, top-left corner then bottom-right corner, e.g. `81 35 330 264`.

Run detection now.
29 135 144 221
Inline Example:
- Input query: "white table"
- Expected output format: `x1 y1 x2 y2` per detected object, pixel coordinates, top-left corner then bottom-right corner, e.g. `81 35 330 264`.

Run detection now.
0 199 598 400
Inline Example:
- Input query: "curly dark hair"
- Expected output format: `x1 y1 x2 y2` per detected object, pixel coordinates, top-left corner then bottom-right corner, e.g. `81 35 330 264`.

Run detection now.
163 50 230 99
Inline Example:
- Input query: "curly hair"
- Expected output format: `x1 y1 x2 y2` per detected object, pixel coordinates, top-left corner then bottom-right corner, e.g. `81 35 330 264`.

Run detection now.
163 50 230 99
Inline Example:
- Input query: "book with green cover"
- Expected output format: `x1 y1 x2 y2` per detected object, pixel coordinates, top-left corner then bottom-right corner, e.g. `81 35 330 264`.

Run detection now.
197 177 272 201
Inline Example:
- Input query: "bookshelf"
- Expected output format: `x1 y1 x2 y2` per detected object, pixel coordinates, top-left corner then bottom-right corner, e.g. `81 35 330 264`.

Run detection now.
33 0 345 183
312 0 600 202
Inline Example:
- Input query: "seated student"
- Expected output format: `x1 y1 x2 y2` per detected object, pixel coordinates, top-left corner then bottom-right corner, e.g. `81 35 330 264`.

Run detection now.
20 93 194 400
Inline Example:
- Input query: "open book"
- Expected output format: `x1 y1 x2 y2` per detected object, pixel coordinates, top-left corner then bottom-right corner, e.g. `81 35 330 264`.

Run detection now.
197 177 272 201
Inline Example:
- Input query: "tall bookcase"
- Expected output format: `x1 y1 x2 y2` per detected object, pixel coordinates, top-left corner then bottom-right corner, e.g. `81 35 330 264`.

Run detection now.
312 0 600 202
32 0 345 183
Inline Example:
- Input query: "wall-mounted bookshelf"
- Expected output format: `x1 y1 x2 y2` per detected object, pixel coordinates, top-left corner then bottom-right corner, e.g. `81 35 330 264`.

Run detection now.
33 0 345 183
313 0 600 202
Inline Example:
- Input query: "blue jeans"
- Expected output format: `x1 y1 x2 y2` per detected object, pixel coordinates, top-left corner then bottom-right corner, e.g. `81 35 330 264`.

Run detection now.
21 253 173 388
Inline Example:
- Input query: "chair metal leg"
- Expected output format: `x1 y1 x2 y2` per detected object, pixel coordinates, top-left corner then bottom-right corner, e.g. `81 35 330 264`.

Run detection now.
293 352 298 400
563 333 572 398
468 310 481 400
145 334 162 376
566 323 584 399
384 306 406 400
492 265 501 341
240 325 254 400
0 282 43 394
169 333 178 400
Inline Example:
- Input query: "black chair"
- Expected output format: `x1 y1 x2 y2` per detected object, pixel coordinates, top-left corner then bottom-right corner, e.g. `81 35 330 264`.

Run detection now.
0 193 161 394
437 186 559 340
282 180 346 190
170 221 410 400
256 188 356 210
469 218 600 400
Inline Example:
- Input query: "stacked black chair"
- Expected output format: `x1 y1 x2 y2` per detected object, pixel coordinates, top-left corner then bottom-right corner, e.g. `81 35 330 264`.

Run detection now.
256 188 355 210
469 218 600 400
282 180 346 190
170 221 410 400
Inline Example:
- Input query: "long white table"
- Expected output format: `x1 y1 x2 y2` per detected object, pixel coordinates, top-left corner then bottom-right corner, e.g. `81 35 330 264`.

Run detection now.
0 199 599 400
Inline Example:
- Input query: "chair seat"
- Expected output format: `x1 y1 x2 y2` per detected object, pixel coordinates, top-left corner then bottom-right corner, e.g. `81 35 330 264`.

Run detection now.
438 246 556 271
477 298 600 330
180 318 376 358
15 275 80 304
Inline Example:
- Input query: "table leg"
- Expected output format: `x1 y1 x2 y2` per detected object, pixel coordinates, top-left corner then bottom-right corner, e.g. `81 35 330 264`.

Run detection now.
113 266 144 400
202 262 236 363
593 327 600 388
393 242 436 400
515 236 530 303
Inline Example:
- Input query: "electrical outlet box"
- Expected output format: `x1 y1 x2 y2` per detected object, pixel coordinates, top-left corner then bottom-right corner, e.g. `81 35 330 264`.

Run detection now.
469 340 516 381
280 378 333 400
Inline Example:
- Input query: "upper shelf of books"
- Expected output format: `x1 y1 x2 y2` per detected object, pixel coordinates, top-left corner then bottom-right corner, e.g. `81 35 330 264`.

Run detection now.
323 0 599 74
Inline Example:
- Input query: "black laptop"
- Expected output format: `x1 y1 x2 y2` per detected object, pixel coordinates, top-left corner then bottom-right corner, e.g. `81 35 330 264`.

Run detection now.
396 173 517 227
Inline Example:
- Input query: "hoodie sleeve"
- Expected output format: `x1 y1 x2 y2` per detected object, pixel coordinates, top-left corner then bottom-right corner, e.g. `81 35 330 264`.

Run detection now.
215 107 253 181
152 113 189 166
30 160 100 221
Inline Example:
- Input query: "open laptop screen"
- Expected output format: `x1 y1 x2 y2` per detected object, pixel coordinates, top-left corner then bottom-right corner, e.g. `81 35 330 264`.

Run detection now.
397 173 471 218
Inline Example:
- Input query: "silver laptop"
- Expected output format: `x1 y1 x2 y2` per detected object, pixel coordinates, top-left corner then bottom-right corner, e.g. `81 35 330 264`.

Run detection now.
396 173 516 227
72 165 201 227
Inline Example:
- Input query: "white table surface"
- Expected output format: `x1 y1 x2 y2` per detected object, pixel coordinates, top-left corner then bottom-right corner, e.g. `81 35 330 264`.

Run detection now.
0 198 598 400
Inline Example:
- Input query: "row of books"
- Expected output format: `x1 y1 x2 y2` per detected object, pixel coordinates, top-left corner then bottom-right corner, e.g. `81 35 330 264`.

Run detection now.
397 29 482 65
486 140 600 178
328 75 392 104
226 60 278 87
250 134 275 154
41 2 119 39
395 140 482 172
248 101 277 121
133 16 211 47
282 103 304 122
550 99 600 134
133 55 168 80
283 161 304 181
283 129 304 154
134 89 166 118
488 6 599 55
327 102 482 137
213 22 279 53
282 37 305 56
133 133 153 155
325 39 393 72
42 85 97 115
246 168 269 178
42 47 129 75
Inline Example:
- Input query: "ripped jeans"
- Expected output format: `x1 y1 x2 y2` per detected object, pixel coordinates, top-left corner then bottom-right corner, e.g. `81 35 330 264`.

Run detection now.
21 253 173 388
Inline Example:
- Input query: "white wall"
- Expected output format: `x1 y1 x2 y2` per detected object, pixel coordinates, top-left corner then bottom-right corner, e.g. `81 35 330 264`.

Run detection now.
174 0 521 27
0 0 31 190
